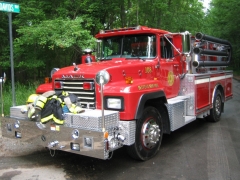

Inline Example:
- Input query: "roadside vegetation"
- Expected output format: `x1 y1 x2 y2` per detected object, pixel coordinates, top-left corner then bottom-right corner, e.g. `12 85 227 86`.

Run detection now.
0 82 37 116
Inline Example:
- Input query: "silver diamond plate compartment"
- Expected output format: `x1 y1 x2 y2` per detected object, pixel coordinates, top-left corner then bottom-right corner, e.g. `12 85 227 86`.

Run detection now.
165 97 186 131
64 110 119 131
179 74 196 116
119 120 136 146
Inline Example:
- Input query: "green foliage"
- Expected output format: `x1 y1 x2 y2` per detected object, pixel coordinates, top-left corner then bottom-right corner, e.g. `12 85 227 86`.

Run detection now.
16 17 94 49
14 17 95 72
206 0 240 71
0 82 38 116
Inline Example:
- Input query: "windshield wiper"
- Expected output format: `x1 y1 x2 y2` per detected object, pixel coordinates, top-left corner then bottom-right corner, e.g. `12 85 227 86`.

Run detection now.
131 54 145 61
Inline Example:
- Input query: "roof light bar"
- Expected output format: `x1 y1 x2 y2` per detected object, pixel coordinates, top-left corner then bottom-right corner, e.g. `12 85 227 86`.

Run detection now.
100 26 142 34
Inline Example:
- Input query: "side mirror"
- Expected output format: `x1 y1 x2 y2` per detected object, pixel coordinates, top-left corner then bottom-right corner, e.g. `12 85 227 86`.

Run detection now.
181 31 191 54
96 40 103 61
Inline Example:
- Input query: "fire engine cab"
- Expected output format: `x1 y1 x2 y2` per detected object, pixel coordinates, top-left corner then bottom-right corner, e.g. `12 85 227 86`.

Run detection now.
1 26 233 161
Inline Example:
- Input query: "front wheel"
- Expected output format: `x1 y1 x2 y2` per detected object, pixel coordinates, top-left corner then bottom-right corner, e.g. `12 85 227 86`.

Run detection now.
207 90 223 122
127 106 163 161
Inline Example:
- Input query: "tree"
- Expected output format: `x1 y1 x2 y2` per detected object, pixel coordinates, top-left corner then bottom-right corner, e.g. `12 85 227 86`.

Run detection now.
206 0 240 71
14 17 95 79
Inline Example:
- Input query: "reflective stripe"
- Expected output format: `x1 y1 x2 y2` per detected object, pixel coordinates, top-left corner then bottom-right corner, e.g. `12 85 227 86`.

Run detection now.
62 91 69 96
69 104 76 113
52 95 57 99
41 114 53 123
41 114 64 125
195 75 233 85
36 95 48 109
38 96 47 103
36 101 45 109
51 95 63 105
57 98 63 104
69 105 83 114
53 116 64 124
27 106 36 118
73 106 82 114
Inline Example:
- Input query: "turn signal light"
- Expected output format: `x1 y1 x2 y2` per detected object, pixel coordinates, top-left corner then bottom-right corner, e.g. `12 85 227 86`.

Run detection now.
125 77 133 84
45 77 50 83
83 82 94 90
54 81 62 89
104 131 109 139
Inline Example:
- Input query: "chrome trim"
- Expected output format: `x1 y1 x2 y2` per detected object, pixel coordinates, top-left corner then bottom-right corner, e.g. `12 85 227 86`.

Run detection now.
77 97 94 100
81 102 95 105
54 79 96 108
63 82 83 85
1 117 110 160
68 91 94 95
63 86 83 89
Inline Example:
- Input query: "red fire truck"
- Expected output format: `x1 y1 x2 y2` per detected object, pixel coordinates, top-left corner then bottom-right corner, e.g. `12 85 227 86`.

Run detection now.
1 26 233 161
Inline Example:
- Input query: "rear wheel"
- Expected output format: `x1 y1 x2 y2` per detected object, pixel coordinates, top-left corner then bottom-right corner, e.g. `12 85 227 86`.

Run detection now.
127 106 163 161
207 90 222 122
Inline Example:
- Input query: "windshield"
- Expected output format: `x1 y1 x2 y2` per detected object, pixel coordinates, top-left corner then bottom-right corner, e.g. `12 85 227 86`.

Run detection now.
100 34 156 60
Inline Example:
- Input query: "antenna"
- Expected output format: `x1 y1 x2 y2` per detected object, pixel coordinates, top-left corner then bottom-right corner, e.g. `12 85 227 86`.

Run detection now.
137 0 139 25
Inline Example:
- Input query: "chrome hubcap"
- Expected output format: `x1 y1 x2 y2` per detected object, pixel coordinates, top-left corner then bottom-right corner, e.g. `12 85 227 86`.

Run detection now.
142 119 161 149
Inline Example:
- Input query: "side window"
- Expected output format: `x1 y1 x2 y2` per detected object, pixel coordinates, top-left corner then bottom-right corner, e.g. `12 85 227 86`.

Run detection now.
160 37 173 59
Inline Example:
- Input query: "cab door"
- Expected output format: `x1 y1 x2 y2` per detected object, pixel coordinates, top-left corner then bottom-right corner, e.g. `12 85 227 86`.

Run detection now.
158 36 180 98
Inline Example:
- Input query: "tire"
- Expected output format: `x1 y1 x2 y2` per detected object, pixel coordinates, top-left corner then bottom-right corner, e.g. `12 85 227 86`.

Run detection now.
207 90 222 122
127 106 163 161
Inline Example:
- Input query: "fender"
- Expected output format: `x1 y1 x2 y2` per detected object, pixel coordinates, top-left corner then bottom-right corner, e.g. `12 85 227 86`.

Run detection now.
135 91 167 119
135 91 171 134
212 83 224 103
212 83 224 112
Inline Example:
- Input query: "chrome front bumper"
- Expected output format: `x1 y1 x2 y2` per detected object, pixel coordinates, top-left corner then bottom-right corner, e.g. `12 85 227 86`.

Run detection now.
1 109 136 160
1 117 110 159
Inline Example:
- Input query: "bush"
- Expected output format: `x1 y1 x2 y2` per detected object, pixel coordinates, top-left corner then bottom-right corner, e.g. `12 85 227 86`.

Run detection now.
0 82 38 116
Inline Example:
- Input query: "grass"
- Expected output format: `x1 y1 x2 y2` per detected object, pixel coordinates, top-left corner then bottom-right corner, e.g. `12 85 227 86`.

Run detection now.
0 82 39 116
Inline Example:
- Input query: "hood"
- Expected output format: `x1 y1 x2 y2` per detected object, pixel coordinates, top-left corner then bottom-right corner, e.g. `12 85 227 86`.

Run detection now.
53 58 158 81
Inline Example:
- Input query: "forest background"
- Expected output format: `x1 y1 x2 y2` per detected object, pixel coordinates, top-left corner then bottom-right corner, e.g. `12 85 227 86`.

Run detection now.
0 0 239 83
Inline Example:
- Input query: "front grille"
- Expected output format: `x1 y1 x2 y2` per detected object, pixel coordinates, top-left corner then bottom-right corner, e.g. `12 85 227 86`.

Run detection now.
55 79 96 108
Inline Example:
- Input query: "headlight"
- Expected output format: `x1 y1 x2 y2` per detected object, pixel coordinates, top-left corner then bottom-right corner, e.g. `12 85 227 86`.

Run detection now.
105 97 124 110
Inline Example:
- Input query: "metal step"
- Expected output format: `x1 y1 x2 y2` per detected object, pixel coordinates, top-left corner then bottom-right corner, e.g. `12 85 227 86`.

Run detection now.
165 96 196 131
